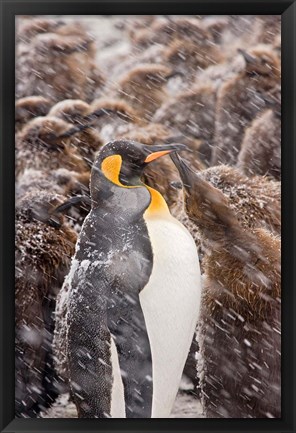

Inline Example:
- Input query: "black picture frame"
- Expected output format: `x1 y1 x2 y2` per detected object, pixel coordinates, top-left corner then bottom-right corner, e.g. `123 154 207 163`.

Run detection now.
1 1 295 432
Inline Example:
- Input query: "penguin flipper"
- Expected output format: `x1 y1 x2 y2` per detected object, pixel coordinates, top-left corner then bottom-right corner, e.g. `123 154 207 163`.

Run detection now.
67 296 112 418
108 290 153 418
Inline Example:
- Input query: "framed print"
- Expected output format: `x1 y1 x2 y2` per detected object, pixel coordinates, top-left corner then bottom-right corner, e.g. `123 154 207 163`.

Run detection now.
0 1 295 432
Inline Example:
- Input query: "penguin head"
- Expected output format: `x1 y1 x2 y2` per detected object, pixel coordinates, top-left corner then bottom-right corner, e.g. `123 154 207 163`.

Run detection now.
170 153 240 240
15 96 51 131
93 140 187 188
16 192 68 228
48 99 90 125
19 116 91 151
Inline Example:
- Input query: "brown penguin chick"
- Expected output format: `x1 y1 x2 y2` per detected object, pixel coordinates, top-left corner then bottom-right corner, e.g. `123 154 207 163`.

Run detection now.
48 99 104 167
106 44 166 83
212 45 281 166
195 52 246 93
170 163 280 265
15 96 52 133
164 33 224 83
133 16 214 48
199 164 281 236
171 153 281 418
256 15 281 45
113 64 173 122
153 82 217 166
237 105 281 180
16 29 105 102
214 16 262 57
129 16 169 48
15 191 77 417
87 97 142 143
16 116 90 178
201 16 229 45
16 17 65 44
16 169 66 199
48 99 90 125
123 15 156 42
16 168 90 201
16 167 91 233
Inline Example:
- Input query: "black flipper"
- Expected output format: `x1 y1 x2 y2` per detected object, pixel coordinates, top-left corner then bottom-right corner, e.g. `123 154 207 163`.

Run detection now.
67 286 112 418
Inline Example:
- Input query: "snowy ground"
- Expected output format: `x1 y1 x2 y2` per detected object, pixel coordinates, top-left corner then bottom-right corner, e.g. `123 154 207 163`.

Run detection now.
42 392 203 418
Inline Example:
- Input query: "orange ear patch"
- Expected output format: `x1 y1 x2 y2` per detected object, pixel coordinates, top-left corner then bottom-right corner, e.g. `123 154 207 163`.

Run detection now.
101 154 123 186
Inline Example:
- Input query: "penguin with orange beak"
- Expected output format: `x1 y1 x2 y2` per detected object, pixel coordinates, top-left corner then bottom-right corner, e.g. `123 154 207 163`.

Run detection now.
64 140 202 418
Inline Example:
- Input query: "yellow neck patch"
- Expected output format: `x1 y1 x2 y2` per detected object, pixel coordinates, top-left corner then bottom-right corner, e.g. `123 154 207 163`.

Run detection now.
101 154 169 216
144 186 169 217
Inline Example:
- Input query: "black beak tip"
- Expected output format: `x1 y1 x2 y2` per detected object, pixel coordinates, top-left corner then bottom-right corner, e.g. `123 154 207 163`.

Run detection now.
170 152 194 188
143 142 188 155
237 48 256 64
173 142 188 152
169 151 182 165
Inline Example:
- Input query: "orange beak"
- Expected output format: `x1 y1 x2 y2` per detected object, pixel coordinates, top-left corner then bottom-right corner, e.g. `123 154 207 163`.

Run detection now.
144 150 172 163
143 143 188 163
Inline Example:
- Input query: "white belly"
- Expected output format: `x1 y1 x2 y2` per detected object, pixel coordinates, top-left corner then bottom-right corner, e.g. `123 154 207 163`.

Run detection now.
140 215 202 418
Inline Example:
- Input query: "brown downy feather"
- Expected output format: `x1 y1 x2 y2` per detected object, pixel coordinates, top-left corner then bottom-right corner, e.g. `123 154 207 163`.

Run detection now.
153 82 217 166
237 85 281 180
49 99 104 167
212 45 281 166
201 16 229 45
198 226 280 418
16 168 90 201
16 17 65 44
171 154 281 418
134 17 216 48
48 99 90 124
199 165 281 236
16 169 67 199
16 25 104 102
15 191 77 417
114 64 173 122
124 15 156 42
256 15 281 45
171 164 280 242
16 116 90 177
15 96 52 133
164 36 224 82
83 98 141 145
87 97 142 142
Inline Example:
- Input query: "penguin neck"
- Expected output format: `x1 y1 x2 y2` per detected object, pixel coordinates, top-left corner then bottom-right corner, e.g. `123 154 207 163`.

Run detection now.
144 186 170 219
91 153 171 218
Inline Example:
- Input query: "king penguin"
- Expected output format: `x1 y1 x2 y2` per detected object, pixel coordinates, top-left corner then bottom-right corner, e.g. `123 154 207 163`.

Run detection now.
65 140 202 418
